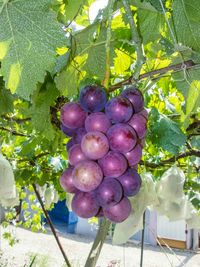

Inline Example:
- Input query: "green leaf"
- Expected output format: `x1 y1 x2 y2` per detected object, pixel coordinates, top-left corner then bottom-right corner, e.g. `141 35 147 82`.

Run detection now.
65 0 83 21
137 7 165 44
172 0 200 52
29 83 59 140
144 0 166 12
173 68 200 110
0 79 14 115
55 65 79 97
149 109 186 154
0 0 66 99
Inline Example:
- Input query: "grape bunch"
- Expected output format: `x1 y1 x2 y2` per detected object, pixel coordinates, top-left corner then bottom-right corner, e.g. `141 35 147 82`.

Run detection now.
59 85 148 223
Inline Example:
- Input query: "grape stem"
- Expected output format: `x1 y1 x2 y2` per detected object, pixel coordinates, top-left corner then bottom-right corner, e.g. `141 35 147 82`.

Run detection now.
102 0 115 88
84 218 111 267
122 0 145 80
32 184 72 267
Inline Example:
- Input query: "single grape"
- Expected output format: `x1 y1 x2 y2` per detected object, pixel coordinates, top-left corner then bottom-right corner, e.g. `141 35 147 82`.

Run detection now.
72 160 103 192
73 127 87 143
66 138 77 151
59 167 77 193
107 123 137 153
61 124 75 137
137 108 148 121
68 144 88 166
98 151 127 178
128 114 147 139
105 97 133 123
81 131 109 160
95 178 123 208
103 197 132 223
61 102 87 129
117 169 142 197
79 85 107 112
85 112 111 133
124 144 142 166
72 191 100 218
121 87 144 113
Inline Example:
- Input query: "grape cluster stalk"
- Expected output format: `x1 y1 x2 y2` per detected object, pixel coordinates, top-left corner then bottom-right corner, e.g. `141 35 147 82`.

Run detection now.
59 85 148 223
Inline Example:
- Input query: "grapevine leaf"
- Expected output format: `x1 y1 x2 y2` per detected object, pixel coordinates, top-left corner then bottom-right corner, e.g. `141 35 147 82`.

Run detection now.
137 7 165 44
0 78 14 115
0 0 66 99
64 0 83 21
29 83 59 140
172 0 200 52
55 65 79 98
148 109 186 154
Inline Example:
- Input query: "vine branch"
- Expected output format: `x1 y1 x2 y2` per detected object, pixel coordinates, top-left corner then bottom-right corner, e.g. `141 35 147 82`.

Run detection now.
109 60 196 91
141 149 200 168
0 126 31 137
102 0 115 88
122 0 145 79
32 184 71 267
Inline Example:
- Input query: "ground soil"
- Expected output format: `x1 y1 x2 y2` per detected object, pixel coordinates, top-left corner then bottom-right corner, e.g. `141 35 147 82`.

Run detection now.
0 225 199 267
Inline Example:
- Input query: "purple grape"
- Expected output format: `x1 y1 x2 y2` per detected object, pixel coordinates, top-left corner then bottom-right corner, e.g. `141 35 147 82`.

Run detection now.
103 197 132 223
107 123 137 153
72 160 103 192
81 131 109 160
128 114 147 139
95 178 123 208
73 127 87 143
61 102 87 129
121 87 144 112
68 144 88 166
105 97 133 123
66 138 77 151
59 167 77 193
137 108 148 120
72 191 100 218
61 124 75 137
79 85 107 112
123 144 142 166
117 169 142 197
85 112 111 133
98 151 127 178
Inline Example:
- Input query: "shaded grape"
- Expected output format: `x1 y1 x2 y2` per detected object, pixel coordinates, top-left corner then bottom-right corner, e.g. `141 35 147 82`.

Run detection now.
79 85 107 112
73 127 87 143
137 108 148 120
59 167 77 193
98 151 127 178
72 191 100 218
81 131 109 160
72 160 103 192
105 97 133 123
95 178 123 207
103 197 132 223
68 144 88 166
85 112 111 133
121 87 144 112
61 124 75 137
61 102 87 129
124 144 142 166
107 123 137 153
117 169 142 197
66 138 77 151
128 114 147 139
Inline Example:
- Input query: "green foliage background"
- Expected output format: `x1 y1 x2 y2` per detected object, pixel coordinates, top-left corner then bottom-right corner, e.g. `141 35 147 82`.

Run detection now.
0 0 199 230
